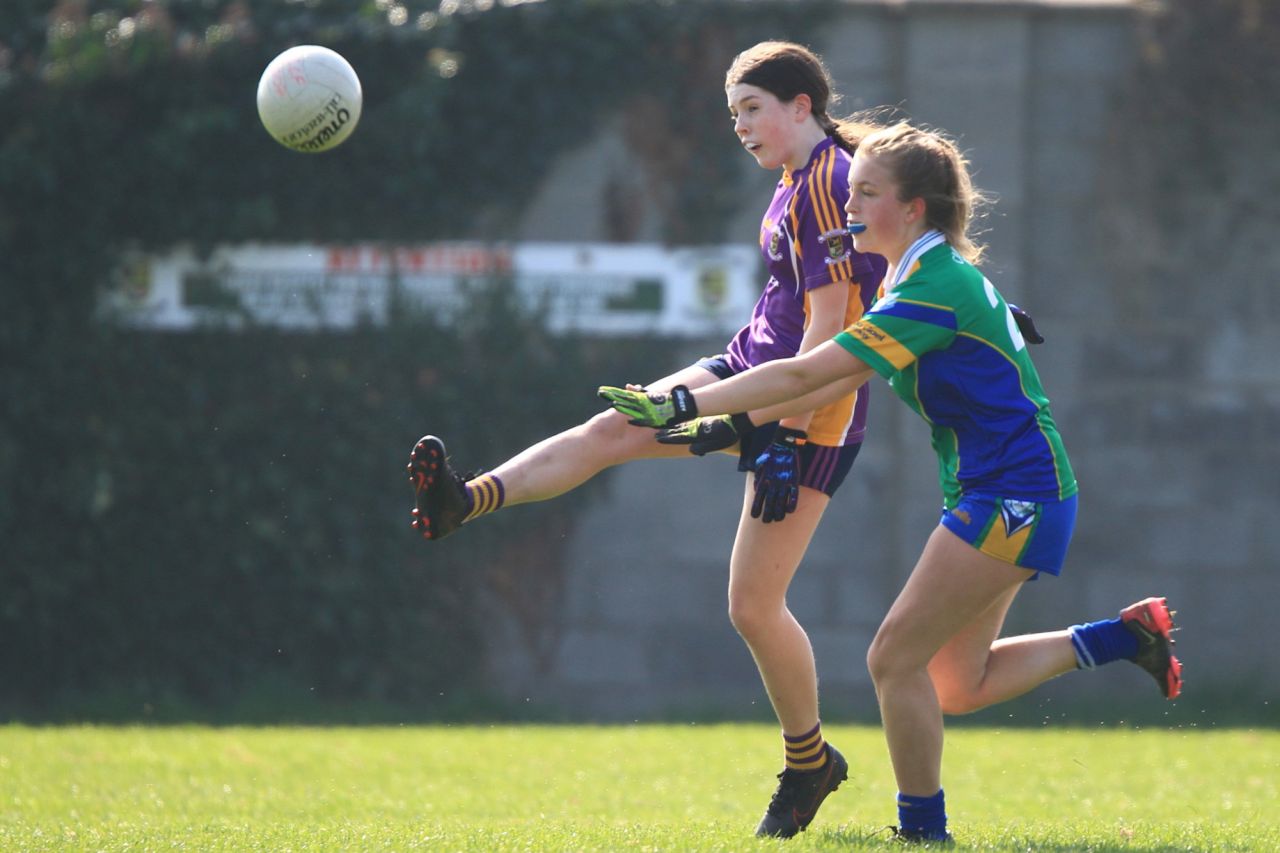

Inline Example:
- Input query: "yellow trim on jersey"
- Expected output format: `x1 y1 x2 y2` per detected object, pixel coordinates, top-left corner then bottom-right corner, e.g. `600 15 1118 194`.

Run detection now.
789 198 803 260
842 318 916 370
809 386 862 445
897 296 956 314
802 277 864 446
811 149 842 235
809 147 853 282
844 281 865 327
788 143 866 446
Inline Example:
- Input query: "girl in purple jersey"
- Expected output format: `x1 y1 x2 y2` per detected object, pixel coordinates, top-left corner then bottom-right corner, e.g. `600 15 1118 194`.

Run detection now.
408 42 884 837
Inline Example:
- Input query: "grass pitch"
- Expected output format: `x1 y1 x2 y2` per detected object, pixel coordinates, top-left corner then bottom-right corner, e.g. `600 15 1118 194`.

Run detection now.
1 723 1277 851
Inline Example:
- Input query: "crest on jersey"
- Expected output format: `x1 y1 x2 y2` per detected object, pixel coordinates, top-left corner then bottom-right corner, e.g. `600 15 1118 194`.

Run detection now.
767 226 784 261
821 228 851 265
1000 499 1038 537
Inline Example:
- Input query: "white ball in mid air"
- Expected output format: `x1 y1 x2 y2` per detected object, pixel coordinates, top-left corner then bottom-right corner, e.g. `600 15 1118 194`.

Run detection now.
257 45 362 153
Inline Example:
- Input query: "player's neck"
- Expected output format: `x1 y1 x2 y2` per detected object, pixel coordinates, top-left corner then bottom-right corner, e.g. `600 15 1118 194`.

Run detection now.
882 226 935 289
783 122 830 173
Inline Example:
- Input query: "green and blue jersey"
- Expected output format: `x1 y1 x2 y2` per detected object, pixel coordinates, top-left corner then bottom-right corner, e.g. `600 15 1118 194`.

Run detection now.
834 231 1076 508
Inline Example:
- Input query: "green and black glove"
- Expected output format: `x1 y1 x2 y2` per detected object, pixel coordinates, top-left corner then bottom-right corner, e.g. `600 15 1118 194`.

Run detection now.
597 384 698 428
656 412 755 456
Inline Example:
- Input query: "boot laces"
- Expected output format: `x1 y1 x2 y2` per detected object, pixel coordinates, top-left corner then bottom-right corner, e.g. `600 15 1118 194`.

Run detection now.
766 768 812 815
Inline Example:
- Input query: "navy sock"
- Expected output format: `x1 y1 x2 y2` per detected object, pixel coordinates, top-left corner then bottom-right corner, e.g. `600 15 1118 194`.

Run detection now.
898 788 948 840
1069 617 1140 670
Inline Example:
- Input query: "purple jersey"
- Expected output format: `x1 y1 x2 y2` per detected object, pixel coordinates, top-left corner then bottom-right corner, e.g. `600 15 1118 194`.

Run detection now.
725 137 886 446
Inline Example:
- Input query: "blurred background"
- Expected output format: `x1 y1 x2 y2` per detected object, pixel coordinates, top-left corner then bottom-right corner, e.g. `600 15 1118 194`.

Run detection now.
2 0 1276 726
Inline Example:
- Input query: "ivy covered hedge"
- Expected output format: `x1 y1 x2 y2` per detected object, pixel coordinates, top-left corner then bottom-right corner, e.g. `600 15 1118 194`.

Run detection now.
0 1 827 720
4 291 673 720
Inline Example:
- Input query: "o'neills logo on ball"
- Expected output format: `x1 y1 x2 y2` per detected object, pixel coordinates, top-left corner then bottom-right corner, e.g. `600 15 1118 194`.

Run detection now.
282 94 353 151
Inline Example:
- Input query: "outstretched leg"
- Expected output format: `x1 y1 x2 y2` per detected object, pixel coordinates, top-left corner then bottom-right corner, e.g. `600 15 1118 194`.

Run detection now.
409 363 717 539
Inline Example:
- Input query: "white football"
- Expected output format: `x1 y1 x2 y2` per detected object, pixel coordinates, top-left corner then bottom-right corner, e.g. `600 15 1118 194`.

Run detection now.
257 45 362 153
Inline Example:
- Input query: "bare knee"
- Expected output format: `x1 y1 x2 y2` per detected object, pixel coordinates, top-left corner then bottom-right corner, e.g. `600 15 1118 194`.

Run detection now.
868 632 989 714
866 622 929 690
727 592 781 644
865 635 898 689
579 408 652 462
580 408 630 442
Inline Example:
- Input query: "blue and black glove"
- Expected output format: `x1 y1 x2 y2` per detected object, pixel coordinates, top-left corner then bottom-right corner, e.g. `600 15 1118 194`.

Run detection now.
656 412 755 456
751 427 807 523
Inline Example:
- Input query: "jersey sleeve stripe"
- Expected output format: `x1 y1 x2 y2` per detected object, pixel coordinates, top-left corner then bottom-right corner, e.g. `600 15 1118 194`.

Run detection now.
873 299 958 330
836 321 916 371
813 149 858 284
835 259 852 281
808 148 843 237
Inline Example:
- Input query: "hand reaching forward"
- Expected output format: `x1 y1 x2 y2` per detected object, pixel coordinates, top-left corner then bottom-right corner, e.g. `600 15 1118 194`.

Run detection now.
597 384 698 428
656 413 755 456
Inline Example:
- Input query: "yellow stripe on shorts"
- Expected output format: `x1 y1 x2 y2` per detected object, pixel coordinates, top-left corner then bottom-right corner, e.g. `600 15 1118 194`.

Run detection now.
979 511 1033 565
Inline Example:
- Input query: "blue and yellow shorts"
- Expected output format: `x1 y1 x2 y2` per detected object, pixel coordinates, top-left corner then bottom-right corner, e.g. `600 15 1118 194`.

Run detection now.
941 492 1077 578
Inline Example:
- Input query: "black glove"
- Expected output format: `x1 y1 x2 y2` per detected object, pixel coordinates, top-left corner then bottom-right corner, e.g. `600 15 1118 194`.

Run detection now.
751 427 807 523
1008 303 1045 345
656 412 755 456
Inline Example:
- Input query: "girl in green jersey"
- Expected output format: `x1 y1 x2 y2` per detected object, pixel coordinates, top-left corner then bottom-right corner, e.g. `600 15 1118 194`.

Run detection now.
602 122 1181 843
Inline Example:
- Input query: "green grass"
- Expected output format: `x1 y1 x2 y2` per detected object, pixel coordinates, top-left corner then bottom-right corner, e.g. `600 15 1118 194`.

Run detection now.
1 723 1277 851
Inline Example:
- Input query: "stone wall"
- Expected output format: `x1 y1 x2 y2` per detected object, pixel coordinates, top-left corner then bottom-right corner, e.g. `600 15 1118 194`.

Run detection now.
483 1 1280 721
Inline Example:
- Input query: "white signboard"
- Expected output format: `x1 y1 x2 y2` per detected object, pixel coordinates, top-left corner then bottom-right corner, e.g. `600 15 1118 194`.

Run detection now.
106 242 763 338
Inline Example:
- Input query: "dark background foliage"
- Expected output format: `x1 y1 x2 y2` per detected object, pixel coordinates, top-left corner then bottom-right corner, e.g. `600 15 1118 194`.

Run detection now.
0 0 815 721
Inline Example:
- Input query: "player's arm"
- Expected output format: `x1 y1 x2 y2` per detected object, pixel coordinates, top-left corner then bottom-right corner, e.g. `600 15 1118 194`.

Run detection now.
660 285 855 456
697 340 871 420
600 341 872 428
761 280 850 432
747 374 861 425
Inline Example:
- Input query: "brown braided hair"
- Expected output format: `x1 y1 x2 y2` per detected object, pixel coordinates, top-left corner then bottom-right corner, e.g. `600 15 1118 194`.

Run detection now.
725 41 882 154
